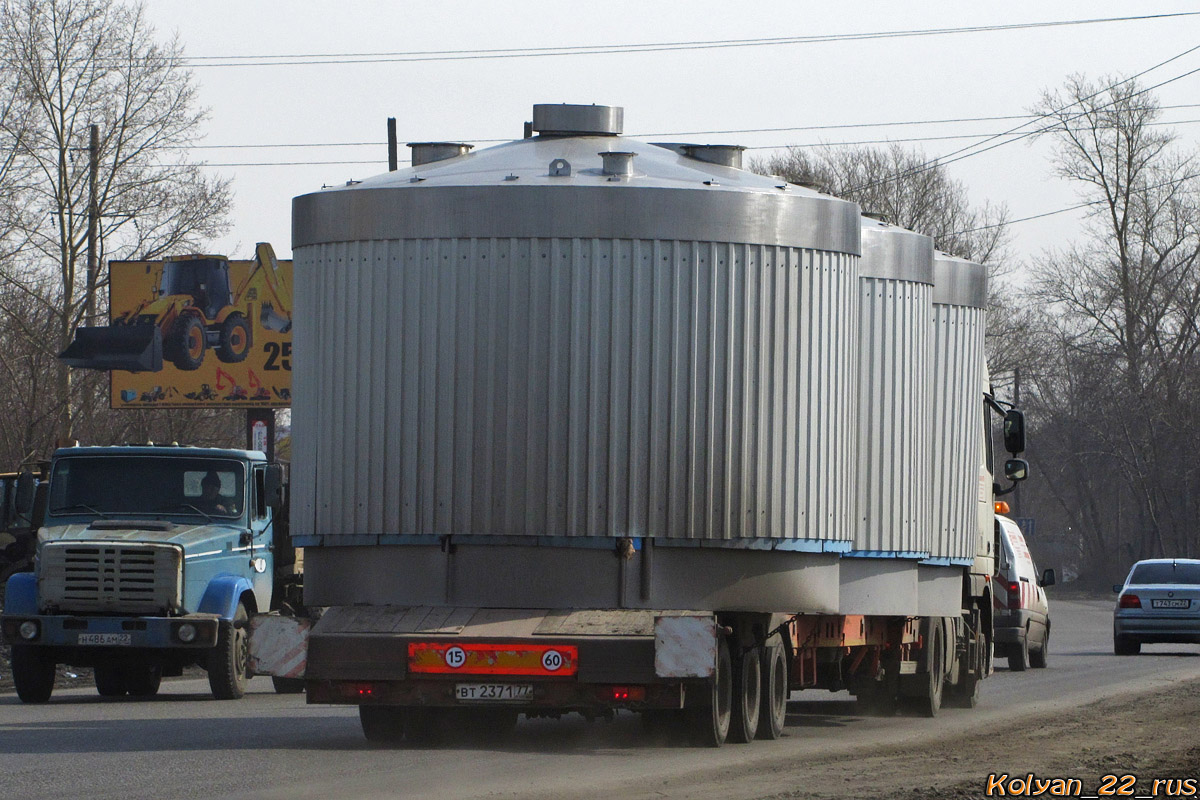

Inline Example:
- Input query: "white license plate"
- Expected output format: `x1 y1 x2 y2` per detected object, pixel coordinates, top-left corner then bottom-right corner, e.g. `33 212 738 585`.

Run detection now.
1151 599 1191 609
77 633 132 646
455 683 533 703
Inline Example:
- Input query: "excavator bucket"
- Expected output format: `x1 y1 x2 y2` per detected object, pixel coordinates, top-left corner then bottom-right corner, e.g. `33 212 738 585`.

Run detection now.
260 302 291 333
59 324 163 372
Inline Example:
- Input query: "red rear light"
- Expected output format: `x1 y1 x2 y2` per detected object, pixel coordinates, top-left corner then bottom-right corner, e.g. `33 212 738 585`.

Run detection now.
1119 594 1141 609
605 686 646 703
1007 581 1021 607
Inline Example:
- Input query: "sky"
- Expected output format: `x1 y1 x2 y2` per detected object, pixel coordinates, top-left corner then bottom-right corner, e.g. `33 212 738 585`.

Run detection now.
138 1 1200 277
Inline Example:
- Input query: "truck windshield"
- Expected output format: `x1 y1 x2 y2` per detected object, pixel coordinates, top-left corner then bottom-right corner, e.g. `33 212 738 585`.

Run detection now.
48 456 245 519
1129 562 1200 585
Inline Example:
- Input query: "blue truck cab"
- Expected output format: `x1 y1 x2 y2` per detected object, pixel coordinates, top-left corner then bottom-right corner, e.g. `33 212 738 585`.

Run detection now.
1 445 294 702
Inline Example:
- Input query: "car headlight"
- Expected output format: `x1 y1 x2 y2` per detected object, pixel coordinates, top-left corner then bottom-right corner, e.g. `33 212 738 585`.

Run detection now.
18 620 39 640
176 622 197 643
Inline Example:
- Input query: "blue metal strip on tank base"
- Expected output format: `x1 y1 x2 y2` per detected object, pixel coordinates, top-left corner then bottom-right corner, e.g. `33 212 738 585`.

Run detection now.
843 550 931 560
920 556 974 567
293 534 849 553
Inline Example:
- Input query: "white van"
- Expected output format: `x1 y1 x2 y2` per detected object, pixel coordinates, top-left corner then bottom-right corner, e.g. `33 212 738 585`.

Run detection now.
993 514 1055 671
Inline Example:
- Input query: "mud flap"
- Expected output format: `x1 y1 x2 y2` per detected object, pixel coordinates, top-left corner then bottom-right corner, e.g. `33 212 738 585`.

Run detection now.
249 613 310 679
60 324 163 372
654 615 717 678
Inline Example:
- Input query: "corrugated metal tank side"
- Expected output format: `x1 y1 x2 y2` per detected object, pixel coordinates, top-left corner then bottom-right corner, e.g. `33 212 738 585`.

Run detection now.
853 220 934 556
929 253 987 561
291 236 858 544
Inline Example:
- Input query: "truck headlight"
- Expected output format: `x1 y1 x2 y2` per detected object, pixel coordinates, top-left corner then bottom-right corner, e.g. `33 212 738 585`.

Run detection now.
18 620 39 640
175 622 197 643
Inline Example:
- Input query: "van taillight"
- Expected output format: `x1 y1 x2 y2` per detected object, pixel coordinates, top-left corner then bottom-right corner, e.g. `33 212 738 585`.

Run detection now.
1007 581 1021 608
1119 594 1141 609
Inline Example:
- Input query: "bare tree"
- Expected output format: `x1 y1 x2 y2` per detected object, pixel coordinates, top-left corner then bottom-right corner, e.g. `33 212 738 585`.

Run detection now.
0 0 232 445
1025 75 1200 579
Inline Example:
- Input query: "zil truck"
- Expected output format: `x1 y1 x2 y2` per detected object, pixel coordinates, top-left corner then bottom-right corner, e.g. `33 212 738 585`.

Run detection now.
1 445 300 702
248 103 1029 746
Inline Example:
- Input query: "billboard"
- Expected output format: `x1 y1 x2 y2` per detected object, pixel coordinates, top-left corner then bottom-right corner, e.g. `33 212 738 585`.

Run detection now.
63 243 292 409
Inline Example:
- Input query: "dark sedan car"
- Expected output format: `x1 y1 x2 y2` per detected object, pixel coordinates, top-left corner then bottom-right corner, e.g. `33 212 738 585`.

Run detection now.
1113 558 1200 655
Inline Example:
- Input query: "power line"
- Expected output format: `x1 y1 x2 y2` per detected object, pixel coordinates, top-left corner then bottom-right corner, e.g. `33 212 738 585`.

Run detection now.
950 171 1200 235
182 106 1200 153
179 13 1200 67
848 44 1200 193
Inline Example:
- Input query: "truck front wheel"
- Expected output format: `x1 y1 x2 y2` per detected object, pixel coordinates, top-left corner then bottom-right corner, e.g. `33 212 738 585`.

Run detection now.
12 645 55 703
208 602 250 699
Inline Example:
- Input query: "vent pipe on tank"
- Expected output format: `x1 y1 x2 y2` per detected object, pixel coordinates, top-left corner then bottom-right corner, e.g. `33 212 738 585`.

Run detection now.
682 144 745 169
531 104 623 136
407 142 474 166
599 151 636 177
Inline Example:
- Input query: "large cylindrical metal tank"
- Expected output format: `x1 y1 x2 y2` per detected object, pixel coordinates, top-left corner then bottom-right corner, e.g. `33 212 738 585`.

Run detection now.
929 252 988 562
292 104 860 548
290 104 863 611
852 217 934 557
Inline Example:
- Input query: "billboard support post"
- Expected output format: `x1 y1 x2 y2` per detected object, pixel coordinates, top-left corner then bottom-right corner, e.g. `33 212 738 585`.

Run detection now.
246 408 275 462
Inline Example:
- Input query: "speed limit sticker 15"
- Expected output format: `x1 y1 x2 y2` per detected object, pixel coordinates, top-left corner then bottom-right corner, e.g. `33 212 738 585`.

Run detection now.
408 642 579 676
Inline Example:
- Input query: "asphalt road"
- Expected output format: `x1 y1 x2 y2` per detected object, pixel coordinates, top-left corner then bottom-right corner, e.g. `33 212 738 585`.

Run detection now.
2 598 1198 800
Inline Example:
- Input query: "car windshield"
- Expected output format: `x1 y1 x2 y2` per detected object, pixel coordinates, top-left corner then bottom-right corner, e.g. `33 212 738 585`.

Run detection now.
48 456 244 519
1128 562 1200 585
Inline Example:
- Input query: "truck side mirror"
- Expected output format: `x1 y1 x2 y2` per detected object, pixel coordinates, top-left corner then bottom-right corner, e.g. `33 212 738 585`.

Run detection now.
1003 458 1028 482
1003 409 1026 454
263 464 285 510
15 470 35 515
1040 568 1056 588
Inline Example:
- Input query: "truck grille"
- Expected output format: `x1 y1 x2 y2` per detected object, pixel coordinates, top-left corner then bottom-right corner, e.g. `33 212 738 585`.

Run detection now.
39 541 183 614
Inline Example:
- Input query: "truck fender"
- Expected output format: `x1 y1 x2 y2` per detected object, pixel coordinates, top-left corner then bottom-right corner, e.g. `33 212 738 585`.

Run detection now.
3 571 37 614
197 574 257 620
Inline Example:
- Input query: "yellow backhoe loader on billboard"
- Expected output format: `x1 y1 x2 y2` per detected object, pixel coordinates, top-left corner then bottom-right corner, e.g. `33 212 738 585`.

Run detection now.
61 243 291 373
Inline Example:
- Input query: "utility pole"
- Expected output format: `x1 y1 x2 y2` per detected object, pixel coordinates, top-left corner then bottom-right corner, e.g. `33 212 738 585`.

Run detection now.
387 118 398 172
85 124 99 325
1013 367 1022 518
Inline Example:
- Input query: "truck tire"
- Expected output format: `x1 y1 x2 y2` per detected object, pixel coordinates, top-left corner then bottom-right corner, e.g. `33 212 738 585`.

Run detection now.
359 705 408 744
915 621 946 718
1008 627 1030 671
216 313 252 363
689 636 731 747
727 643 761 744
756 643 788 740
125 665 163 697
208 602 250 699
12 645 55 703
169 315 206 371
94 665 128 697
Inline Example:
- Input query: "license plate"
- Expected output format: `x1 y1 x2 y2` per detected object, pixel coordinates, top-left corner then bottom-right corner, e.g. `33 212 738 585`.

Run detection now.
77 633 132 646
455 683 533 703
1151 599 1191 609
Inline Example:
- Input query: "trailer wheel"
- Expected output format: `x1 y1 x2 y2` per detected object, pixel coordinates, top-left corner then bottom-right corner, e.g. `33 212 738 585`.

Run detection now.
359 705 408 744
94 665 128 697
689 636 731 747
208 602 250 699
915 621 945 718
12 645 55 703
756 643 788 740
217 313 252 363
727 643 761 744
169 316 206 371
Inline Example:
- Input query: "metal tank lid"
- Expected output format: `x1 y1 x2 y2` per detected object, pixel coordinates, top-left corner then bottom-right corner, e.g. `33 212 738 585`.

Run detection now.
932 251 988 308
859 215 934 284
292 103 862 256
